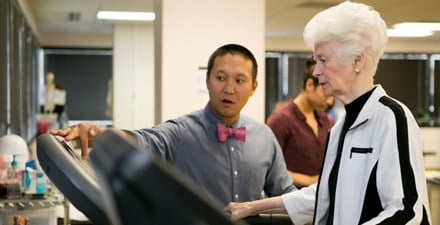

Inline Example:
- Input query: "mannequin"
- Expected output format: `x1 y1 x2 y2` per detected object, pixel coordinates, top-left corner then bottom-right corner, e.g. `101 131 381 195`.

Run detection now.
44 72 56 113
40 72 67 132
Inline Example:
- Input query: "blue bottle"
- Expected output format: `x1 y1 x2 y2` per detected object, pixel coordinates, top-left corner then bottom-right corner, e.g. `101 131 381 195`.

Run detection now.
35 171 46 194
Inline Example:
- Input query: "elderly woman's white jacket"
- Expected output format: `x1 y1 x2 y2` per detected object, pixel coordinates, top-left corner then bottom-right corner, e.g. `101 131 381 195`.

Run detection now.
282 85 431 225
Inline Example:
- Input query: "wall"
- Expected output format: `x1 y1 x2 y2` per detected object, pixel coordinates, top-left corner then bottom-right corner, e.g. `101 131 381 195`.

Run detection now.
266 37 440 54
155 0 265 123
39 32 112 48
421 127 440 170
16 0 440 126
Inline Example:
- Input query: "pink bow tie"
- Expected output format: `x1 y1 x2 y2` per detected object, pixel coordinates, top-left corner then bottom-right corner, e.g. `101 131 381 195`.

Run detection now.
216 124 246 142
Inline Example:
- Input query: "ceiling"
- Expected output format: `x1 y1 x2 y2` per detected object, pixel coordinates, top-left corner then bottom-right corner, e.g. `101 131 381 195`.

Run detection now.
26 0 440 41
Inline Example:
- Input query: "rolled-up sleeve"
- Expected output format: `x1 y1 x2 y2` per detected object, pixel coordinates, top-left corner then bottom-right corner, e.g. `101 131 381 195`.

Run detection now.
282 184 316 225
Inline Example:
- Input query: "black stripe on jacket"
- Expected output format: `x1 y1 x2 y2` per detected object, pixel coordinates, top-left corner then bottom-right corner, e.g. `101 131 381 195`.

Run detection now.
357 96 428 224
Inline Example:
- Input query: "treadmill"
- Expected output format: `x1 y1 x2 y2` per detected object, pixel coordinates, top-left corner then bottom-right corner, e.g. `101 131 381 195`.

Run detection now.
36 131 292 225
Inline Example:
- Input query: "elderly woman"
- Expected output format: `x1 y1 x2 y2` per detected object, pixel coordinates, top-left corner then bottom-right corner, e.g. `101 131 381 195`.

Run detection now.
224 1 431 225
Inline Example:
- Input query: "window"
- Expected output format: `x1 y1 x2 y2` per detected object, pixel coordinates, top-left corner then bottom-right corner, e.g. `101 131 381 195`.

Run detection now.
265 52 440 126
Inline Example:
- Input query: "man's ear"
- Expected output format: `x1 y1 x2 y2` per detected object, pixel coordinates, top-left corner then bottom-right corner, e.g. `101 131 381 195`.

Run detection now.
250 80 258 96
305 78 315 91
205 74 210 90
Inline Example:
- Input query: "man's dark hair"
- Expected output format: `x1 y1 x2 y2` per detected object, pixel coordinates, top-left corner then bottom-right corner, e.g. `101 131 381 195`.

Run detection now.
303 56 319 89
206 44 258 82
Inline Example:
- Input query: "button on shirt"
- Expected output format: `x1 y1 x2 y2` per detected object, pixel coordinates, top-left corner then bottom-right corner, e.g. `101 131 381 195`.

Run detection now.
127 103 296 206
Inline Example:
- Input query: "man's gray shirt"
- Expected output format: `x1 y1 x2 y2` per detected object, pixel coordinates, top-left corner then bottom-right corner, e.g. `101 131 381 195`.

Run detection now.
127 103 296 206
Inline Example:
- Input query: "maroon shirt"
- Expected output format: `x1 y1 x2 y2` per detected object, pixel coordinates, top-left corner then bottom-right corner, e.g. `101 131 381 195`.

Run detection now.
266 101 332 175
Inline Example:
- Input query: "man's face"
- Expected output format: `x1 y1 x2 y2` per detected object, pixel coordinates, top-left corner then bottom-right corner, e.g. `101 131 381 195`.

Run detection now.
308 83 334 111
206 53 257 125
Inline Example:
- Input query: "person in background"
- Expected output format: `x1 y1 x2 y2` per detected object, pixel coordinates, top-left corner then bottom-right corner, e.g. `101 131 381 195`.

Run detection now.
325 96 344 124
303 55 316 77
50 43 296 207
266 57 333 188
224 2 431 224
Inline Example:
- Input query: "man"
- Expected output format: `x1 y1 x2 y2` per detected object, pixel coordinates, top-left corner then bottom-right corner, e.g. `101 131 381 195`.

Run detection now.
266 66 333 187
51 43 296 206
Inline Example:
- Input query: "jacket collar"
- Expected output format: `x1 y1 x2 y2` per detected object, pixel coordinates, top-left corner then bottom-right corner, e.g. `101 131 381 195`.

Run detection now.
333 85 387 131
348 84 386 130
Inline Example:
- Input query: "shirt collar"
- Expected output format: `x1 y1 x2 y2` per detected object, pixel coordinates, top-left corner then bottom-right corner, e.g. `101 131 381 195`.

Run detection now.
290 101 326 125
204 102 242 127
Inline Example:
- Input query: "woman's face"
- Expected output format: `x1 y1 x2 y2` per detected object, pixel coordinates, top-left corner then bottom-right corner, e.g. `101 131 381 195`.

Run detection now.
312 42 356 101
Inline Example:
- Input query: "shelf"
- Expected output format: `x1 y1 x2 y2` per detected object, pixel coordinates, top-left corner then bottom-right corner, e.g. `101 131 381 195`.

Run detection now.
0 196 63 211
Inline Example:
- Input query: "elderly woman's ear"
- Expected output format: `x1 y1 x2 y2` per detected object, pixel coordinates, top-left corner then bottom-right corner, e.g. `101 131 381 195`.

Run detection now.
353 51 366 73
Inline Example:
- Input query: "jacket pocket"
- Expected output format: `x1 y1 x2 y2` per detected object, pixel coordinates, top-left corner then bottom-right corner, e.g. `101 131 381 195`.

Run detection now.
350 147 373 158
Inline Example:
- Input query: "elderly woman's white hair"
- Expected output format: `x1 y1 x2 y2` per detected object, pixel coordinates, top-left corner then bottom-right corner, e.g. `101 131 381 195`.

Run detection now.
303 1 388 77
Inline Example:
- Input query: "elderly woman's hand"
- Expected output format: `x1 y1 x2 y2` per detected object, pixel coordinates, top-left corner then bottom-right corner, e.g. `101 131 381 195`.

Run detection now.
224 196 287 221
224 201 255 220
50 122 106 159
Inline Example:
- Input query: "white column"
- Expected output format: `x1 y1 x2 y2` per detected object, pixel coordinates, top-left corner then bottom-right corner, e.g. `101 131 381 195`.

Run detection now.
113 23 155 129
155 0 266 123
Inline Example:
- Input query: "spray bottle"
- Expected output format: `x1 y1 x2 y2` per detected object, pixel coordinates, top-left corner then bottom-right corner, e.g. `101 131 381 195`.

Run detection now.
5 155 21 199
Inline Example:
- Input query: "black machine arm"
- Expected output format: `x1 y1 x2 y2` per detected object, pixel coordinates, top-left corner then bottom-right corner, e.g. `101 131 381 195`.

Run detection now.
37 131 294 225
36 133 110 225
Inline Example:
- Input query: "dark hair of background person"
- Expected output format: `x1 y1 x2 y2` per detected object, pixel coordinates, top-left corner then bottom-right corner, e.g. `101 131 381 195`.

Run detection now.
303 56 319 89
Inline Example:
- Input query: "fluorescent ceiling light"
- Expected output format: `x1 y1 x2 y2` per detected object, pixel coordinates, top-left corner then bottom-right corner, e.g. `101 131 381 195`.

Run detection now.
387 29 433 37
393 22 440 31
97 11 155 21
387 22 440 37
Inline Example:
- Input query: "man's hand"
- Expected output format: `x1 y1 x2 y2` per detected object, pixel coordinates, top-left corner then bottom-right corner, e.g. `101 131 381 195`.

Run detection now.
50 123 106 159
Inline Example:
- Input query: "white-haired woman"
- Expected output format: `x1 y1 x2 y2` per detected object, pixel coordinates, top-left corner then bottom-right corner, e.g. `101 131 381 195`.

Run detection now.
224 1 431 224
